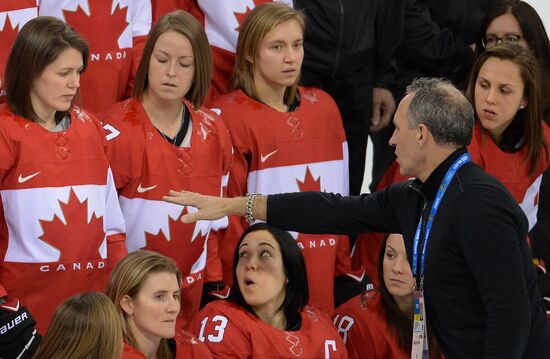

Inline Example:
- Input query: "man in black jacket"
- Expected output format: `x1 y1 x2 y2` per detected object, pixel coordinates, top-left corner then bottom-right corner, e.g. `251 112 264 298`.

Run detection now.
165 78 550 358
294 0 400 196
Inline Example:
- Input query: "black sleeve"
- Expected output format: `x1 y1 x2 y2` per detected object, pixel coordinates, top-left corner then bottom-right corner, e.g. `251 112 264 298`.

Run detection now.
454 189 531 359
266 186 405 236
532 166 550 313
396 0 474 84
373 0 403 89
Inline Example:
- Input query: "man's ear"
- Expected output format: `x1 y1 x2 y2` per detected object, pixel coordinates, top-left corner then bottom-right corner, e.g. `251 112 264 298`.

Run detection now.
120 295 134 316
417 124 429 146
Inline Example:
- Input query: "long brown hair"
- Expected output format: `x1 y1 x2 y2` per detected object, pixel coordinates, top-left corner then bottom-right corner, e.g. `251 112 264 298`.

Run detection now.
5 16 88 123
133 10 212 110
229 2 305 106
34 292 122 359
466 44 548 175
363 234 440 358
106 250 182 359
474 1 550 123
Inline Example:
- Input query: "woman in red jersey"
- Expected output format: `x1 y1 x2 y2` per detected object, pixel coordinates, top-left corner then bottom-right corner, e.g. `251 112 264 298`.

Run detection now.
0 16 126 334
102 10 233 328
193 223 347 358
212 2 360 314
335 234 442 359
107 250 211 359
466 44 550 317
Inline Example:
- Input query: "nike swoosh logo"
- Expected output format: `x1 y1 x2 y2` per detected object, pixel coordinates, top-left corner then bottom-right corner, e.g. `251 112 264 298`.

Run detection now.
137 184 157 193
260 150 279 163
18 171 41 183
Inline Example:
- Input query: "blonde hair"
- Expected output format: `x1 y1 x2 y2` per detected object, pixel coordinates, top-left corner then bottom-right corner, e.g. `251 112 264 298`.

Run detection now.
106 250 182 359
230 2 305 105
34 292 122 359
133 10 212 110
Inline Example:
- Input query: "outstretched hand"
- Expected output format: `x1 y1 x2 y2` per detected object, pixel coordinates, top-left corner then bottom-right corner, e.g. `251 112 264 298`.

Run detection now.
163 190 229 223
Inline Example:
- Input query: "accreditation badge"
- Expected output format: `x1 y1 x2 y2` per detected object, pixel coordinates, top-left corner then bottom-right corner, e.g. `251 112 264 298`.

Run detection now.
411 290 430 359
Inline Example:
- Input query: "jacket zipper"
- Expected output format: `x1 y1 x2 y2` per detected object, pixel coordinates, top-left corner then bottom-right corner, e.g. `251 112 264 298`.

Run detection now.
331 0 345 78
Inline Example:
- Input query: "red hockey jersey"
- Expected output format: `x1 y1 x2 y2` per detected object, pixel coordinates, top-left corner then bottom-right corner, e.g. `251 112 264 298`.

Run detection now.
214 88 360 314
468 124 550 231
121 328 212 358
38 0 152 116
151 0 293 105
0 104 126 334
192 300 348 358
333 292 409 359
0 1 38 104
103 98 232 329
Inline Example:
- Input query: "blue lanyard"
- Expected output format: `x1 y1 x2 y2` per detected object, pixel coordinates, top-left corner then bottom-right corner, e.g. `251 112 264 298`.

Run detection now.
412 153 471 288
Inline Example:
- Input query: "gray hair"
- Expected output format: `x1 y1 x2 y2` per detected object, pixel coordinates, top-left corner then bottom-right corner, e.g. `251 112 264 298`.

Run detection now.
406 78 474 147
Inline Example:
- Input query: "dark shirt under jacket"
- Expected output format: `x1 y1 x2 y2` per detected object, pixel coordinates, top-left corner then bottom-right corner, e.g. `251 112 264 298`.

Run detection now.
268 148 550 359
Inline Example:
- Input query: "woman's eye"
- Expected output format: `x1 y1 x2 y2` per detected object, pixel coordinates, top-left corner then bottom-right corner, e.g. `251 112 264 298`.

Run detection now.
505 35 520 43
239 251 248 258
157 57 167 63
260 250 271 257
478 82 489 89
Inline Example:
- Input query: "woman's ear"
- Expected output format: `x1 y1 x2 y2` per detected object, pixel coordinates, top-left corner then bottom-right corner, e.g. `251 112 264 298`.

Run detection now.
520 98 527 109
120 295 134 316
246 48 257 64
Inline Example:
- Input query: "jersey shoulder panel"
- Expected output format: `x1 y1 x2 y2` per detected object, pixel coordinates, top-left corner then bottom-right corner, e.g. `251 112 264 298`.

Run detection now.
101 98 147 187
297 86 345 135
103 98 146 129
174 328 213 358
192 105 233 173
211 90 255 150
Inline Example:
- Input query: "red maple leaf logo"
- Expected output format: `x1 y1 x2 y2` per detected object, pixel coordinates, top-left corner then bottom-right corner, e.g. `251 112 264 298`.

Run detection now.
39 189 105 261
0 16 21 65
234 0 272 32
296 166 321 192
143 208 207 274
63 1 128 51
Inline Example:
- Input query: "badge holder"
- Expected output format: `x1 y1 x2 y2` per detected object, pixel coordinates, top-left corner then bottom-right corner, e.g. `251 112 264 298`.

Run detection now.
411 280 429 359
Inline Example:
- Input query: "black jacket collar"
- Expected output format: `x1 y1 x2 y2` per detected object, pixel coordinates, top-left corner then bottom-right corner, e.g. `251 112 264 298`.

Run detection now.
410 147 468 200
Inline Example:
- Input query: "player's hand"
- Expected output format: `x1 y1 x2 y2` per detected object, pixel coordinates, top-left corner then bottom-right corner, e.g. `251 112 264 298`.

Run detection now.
371 87 396 132
164 190 228 223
